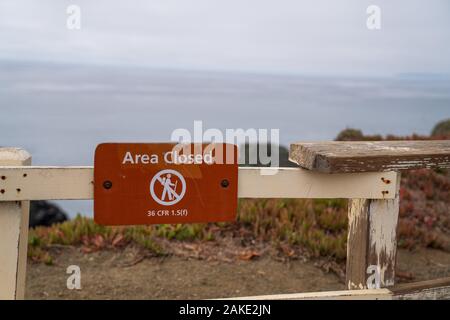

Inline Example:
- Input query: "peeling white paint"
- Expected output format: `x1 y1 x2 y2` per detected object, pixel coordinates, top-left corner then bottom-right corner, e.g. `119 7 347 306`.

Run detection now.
367 174 400 287
369 199 399 263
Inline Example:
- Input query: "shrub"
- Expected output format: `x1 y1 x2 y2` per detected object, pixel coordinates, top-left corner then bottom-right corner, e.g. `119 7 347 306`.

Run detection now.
431 119 450 137
335 128 364 141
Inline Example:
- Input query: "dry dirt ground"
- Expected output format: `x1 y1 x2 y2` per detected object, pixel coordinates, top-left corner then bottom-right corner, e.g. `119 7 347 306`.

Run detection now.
25 246 450 300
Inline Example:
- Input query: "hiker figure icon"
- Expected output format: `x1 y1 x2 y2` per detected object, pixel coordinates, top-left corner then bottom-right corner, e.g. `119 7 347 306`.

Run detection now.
150 169 186 206
159 173 179 201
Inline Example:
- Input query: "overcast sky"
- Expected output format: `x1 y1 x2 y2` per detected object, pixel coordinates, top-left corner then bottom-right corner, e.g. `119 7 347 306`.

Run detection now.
1 0 450 76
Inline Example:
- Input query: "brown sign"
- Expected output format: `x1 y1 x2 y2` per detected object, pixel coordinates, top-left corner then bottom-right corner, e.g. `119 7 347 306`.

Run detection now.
94 143 238 225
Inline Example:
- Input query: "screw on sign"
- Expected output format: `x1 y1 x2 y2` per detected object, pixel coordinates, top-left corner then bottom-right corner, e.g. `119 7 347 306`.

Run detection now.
93 143 238 225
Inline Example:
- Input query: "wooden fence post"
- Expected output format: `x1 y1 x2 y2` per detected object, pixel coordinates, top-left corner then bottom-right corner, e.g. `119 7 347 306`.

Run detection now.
346 173 401 290
0 148 31 300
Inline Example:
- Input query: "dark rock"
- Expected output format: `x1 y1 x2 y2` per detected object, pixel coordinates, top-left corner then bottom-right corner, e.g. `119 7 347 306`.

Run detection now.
29 200 68 228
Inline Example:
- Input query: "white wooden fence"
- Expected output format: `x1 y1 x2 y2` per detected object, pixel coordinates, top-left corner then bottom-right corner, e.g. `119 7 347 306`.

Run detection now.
0 145 448 300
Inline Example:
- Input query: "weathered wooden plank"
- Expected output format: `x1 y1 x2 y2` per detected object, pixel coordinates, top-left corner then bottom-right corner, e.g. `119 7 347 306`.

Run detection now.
346 174 401 290
346 199 370 290
0 148 31 300
217 288 393 300
238 168 396 199
392 277 450 300
0 166 94 200
289 140 450 173
0 166 397 200
221 278 450 300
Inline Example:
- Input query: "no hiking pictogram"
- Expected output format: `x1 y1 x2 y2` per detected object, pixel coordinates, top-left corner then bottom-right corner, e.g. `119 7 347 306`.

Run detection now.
149 169 186 206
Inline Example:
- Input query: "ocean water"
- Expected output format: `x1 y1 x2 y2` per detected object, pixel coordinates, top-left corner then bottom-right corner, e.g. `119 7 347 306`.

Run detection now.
1 62 449 217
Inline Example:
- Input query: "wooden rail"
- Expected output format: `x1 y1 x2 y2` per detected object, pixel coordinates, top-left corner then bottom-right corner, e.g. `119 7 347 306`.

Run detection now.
0 149 30 300
222 278 450 300
290 140 450 173
0 166 397 201
1 141 449 300
291 140 450 292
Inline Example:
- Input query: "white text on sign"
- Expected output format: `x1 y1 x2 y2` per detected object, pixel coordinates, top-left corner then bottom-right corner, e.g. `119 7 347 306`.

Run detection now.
122 150 214 165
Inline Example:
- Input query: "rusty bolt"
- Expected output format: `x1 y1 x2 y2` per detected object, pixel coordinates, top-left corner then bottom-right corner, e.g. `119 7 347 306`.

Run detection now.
381 177 391 184
0 189 5 194
382 190 389 196
1 176 5 180
221 179 230 188
103 180 113 190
